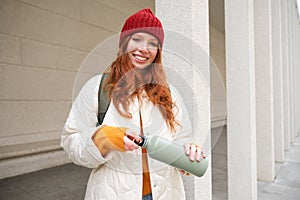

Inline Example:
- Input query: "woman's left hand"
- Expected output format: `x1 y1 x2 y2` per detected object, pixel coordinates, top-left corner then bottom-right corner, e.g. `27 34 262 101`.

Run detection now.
184 143 206 162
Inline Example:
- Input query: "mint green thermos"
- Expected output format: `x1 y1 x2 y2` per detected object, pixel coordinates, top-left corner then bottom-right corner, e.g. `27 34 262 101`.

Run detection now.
136 135 209 177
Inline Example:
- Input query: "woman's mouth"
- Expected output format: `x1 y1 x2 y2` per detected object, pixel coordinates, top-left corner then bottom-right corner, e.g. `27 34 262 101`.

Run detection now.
133 54 148 62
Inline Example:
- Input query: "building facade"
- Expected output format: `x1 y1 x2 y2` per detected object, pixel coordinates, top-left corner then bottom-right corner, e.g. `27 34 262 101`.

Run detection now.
0 0 299 199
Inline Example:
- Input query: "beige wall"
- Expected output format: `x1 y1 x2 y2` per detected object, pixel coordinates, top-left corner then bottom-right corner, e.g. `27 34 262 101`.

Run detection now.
0 0 154 178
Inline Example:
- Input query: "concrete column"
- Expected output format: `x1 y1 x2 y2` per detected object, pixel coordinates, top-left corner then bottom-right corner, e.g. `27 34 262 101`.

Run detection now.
254 0 275 182
271 0 285 163
298 2 300 138
281 0 291 150
287 0 295 143
225 0 257 199
294 1 300 137
290 0 298 139
293 1 298 138
156 1 212 200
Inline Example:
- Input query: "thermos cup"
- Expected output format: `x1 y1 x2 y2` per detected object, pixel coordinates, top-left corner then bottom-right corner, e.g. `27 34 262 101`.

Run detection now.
135 135 209 177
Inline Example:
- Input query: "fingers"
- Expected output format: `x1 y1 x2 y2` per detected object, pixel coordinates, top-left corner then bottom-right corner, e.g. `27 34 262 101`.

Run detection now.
185 143 206 162
125 129 141 143
201 150 206 159
124 129 141 151
189 144 196 161
195 148 202 161
178 169 190 176
124 136 140 151
184 143 190 155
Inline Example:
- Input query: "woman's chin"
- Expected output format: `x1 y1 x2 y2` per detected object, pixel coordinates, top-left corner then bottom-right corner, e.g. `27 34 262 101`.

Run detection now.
133 63 151 70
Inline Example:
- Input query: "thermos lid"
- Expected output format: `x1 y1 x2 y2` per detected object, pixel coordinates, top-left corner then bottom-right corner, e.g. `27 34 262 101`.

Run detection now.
134 135 146 147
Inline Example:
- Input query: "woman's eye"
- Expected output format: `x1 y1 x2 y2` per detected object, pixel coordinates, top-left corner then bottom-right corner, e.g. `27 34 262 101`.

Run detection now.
149 42 158 47
132 37 140 42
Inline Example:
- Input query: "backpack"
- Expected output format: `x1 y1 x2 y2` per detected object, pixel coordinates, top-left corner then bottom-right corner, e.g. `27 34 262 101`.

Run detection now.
97 73 110 126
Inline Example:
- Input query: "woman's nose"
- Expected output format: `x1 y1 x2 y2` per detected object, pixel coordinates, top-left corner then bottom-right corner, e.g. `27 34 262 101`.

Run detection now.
137 42 149 52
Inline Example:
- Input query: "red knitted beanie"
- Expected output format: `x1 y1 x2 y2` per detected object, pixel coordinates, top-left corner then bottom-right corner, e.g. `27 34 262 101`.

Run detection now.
119 8 164 47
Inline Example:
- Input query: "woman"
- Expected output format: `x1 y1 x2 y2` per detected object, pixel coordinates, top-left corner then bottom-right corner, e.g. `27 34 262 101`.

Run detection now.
61 8 205 200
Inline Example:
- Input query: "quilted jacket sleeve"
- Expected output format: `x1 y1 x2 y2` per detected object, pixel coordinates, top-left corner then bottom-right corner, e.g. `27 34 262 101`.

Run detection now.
61 75 114 168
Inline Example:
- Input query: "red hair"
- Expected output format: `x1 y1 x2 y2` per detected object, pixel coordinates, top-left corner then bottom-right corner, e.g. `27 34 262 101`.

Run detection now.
104 36 179 132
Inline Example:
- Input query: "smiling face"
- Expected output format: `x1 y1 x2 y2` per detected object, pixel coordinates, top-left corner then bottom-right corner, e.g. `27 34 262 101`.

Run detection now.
126 32 159 70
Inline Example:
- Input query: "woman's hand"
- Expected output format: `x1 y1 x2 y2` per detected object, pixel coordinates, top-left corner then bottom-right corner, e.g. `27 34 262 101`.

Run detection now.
178 143 206 176
178 169 190 176
92 126 141 156
184 143 206 162
124 129 141 151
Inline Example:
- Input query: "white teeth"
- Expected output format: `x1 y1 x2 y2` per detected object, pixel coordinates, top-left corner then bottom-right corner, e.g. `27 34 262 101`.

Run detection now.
135 55 147 61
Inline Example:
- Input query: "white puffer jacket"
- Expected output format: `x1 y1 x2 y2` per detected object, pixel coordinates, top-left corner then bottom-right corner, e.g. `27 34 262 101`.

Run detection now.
61 74 192 200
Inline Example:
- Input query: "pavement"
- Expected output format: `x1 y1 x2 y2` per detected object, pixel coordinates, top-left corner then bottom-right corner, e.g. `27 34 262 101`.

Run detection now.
0 163 91 200
257 135 300 200
0 128 299 200
212 127 300 200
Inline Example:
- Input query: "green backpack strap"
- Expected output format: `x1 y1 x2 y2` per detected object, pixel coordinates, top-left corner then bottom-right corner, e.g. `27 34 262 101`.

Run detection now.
97 73 110 126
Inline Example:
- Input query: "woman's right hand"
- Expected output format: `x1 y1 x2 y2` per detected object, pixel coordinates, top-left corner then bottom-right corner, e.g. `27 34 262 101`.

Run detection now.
124 129 141 151
93 126 140 156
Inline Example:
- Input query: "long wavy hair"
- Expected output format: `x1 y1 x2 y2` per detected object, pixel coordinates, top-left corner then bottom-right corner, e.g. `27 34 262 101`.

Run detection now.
104 35 180 132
